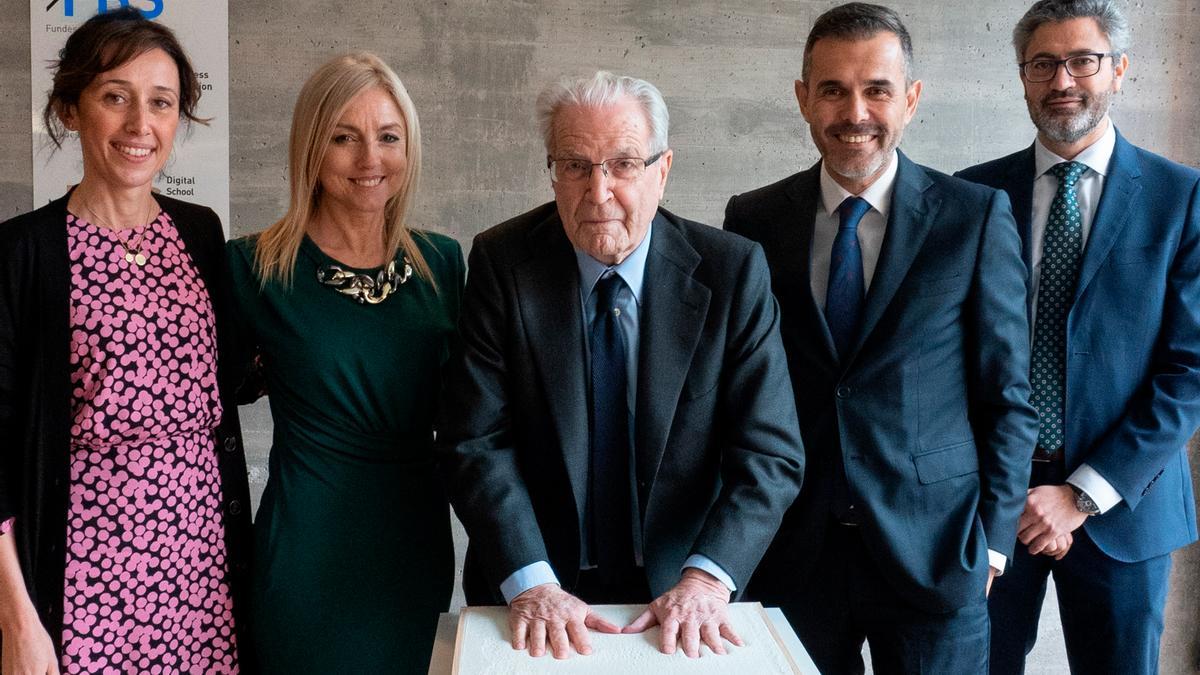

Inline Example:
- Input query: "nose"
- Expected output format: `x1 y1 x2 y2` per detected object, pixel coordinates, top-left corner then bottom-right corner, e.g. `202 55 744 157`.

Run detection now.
1050 62 1076 90
584 164 613 203
843 92 870 123
125 103 150 135
357 140 380 167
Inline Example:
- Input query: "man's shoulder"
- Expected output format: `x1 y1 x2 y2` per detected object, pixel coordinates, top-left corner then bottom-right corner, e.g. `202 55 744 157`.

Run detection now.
955 147 1030 188
471 202 560 260
903 157 1006 212
726 171 812 215
1125 141 1200 186
658 207 757 259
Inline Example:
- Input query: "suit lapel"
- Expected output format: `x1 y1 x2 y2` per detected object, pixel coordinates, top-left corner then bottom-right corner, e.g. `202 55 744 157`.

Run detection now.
635 212 710 487
784 165 840 363
1000 146 1037 277
514 215 590 521
1073 131 1142 305
849 152 939 363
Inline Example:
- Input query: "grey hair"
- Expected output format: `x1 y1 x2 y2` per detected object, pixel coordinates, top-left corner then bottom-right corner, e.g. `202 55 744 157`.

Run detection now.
1013 0 1132 61
803 3 915 84
535 71 669 156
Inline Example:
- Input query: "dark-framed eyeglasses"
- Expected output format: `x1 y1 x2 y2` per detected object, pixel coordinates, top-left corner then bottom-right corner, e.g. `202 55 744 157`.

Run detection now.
1019 52 1118 83
548 152 665 183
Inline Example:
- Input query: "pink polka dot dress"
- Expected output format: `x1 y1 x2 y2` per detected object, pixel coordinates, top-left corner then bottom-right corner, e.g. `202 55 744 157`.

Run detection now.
61 211 238 674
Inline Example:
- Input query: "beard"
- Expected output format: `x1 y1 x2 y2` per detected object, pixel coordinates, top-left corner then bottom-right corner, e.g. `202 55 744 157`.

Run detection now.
1028 87 1112 144
816 122 898 181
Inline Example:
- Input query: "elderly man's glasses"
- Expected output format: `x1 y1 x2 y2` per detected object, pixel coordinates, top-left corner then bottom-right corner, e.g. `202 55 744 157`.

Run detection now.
1019 53 1117 83
548 152 664 183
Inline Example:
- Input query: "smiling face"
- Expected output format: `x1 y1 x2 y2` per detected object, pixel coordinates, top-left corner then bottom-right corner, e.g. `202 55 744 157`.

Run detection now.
1021 17 1127 158
796 31 921 194
60 48 181 194
316 86 409 220
550 97 672 265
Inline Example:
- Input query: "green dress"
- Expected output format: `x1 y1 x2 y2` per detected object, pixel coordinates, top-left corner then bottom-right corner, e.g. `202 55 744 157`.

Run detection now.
227 232 464 673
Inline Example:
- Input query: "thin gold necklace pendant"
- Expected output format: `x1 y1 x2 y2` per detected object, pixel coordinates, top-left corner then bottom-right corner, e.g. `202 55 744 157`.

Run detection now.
125 250 136 264
134 252 147 266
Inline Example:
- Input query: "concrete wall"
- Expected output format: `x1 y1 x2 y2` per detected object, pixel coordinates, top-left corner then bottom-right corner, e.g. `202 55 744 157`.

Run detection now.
3 1 1199 671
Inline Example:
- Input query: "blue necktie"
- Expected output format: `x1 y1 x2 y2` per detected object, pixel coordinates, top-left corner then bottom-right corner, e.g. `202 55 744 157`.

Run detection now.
1031 161 1087 459
588 272 633 574
826 197 871 359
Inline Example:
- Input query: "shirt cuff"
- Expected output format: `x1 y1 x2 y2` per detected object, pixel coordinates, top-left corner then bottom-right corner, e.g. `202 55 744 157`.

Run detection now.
0 517 12 536
988 549 1007 575
683 554 737 592
1067 463 1123 514
499 561 559 604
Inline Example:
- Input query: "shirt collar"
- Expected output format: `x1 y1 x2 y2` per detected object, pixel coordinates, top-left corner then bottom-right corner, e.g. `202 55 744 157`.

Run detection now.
574 219 653 305
1034 116 1116 179
819 149 899 220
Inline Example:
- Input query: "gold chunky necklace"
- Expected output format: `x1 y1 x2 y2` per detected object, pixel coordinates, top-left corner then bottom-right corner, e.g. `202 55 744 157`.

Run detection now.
316 257 413 304
83 198 158 267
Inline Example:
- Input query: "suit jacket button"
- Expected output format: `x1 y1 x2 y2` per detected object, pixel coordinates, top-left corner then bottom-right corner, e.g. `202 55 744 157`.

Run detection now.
836 385 851 399
223 436 238 453
228 500 243 516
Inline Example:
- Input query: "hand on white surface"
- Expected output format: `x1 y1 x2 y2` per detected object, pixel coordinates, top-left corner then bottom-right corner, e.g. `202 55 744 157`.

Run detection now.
508 583 620 659
1018 485 1088 556
623 568 743 657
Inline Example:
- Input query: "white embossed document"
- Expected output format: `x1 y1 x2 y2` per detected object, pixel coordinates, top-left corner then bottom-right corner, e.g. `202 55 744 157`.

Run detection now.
451 602 805 674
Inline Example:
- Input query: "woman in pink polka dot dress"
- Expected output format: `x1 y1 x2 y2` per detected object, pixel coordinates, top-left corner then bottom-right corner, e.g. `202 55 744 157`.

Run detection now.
0 10 252 674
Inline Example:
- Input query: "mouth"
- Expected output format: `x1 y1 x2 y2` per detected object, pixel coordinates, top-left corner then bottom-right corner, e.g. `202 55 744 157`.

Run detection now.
836 134 876 144
113 142 154 159
350 176 385 187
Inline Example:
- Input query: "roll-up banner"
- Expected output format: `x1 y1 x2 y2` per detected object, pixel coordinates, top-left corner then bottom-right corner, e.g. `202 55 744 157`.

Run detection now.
31 0 231 234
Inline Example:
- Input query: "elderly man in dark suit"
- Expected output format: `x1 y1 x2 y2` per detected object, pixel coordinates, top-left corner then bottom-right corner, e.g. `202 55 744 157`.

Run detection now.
957 1 1200 673
438 71 804 661
724 3 1039 672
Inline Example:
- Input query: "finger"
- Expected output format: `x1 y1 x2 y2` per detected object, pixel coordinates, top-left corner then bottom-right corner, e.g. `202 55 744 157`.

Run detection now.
1027 531 1055 556
510 617 528 650
659 618 680 655
529 619 547 657
701 622 726 655
621 608 658 634
566 618 593 656
585 611 622 634
680 620 701 658
719 622 745 647
547 622 571 660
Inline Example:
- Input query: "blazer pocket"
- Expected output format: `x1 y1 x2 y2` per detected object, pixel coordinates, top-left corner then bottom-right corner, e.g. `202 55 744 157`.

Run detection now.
912 440 979 484
682 368 720 400
912 273 963 297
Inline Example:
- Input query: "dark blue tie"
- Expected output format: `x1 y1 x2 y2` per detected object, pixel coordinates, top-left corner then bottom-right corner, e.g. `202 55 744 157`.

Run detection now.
1030 161 1087 460
826 197 871 359
589 272 633 574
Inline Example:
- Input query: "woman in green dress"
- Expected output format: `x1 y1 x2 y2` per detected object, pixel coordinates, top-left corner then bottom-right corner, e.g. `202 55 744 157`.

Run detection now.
227 52 463 673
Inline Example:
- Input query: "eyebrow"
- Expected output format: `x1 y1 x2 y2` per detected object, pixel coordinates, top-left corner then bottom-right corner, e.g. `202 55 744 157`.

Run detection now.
815 78 896 89
97 78 178 94
333 122 404 132
1026 48 1107 59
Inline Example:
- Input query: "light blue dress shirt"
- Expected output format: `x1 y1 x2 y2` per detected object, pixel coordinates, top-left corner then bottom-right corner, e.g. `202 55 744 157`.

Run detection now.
499 225 736 603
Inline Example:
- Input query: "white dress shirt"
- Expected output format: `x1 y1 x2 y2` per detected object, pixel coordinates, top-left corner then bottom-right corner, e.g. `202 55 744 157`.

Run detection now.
1030 118 1123 515
815 153 1008 573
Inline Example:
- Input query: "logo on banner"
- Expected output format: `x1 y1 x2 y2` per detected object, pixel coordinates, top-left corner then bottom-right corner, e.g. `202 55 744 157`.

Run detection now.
44 0 164 20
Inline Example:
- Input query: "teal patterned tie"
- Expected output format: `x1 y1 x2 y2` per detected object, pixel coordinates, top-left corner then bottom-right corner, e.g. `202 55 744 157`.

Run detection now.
1031 161 1087 459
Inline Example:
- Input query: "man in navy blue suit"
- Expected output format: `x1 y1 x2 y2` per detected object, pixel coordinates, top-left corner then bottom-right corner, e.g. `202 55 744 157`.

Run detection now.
724 3 1039 672
957 1 1200 673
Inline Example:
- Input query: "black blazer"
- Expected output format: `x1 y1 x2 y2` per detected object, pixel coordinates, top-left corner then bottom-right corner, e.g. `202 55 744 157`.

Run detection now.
437 203 805 604
726 153 1039 613
0 193 253 660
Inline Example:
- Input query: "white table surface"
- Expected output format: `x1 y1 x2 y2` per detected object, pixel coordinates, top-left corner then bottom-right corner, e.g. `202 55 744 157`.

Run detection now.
427 604 820 674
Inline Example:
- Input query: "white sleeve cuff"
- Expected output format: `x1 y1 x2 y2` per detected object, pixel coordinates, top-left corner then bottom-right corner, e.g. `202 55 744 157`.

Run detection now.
988 549 1008 575
683 554 737 592
499 561 559 604
1068 463 1123 514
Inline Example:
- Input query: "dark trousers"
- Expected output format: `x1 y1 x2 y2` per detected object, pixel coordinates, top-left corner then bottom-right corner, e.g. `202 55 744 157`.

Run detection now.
989 462 1173 675
763 523 990 675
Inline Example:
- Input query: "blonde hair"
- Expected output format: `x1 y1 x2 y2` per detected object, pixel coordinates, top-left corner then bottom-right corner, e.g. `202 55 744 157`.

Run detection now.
255 52 431 287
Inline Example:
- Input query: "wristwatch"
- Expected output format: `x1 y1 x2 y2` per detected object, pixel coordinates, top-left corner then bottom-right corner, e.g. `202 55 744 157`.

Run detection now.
1069 484 1101 515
